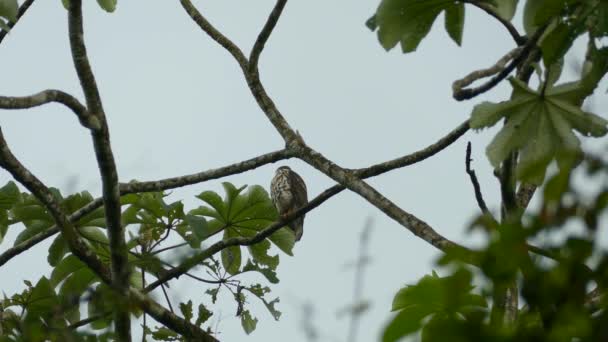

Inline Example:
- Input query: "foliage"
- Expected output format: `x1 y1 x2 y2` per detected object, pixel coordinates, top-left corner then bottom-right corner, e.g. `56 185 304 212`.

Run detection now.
381 154 608 341
366 0 608 341
0 181 290 339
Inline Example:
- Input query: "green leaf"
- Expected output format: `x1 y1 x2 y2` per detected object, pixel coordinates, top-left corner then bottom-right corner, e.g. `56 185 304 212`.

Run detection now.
470 76 608 184
0 0 18 22
246 284 281 320
523 0 545 35
50 255 87 286
180 300 193 322
240 310 258 335
14 220 52 246
0 209 7 244
59 267 97 299
382 305 435 342
372 0 466 52
0 18 9 31
248 239 279 269
184 214 209 241
196 191 226 220
195 182 292 273
242 260 279 284
206 287 219 304
444 2 464 46
97 0 117 12
0 181 20 210
195 304 213 326
221 229 242 276
47 235 69 267
489 0 518 21
26 277 58 315
540 21 583 67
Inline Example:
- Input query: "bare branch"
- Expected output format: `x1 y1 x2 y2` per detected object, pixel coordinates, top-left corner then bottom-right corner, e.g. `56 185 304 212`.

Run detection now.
355 120 470 177
463 0 525 45
249 0 288 73
179 0 248 69
465 142 492 217
452 25 546 101
68 1 130 338
120 149 294 193
0 0 36 45
0 90 99 129
452 46 523 98
300 147 470 257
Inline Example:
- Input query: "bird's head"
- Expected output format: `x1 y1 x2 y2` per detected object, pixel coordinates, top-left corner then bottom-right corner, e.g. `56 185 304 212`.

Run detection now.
276 166 291 174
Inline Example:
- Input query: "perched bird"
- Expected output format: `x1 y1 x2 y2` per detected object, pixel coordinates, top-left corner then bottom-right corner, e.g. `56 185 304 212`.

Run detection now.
270 166 308 241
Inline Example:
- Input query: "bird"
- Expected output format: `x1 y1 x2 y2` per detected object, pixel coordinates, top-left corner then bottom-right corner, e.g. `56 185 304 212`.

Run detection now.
270 166 308 241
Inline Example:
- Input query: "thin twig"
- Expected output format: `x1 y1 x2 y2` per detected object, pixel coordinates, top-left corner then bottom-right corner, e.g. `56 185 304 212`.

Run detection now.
68 312 111 329
452 25 547 101
465 142 491 217
160 283 174 313
249 0 288 73
179 0 248 69
452 46 523 98
0 0 36 45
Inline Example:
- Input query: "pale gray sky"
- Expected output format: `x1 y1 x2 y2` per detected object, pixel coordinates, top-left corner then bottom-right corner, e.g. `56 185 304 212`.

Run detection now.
0 1 606 341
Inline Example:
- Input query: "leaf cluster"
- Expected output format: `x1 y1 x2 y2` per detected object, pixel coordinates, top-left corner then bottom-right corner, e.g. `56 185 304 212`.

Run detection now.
0 181 291 338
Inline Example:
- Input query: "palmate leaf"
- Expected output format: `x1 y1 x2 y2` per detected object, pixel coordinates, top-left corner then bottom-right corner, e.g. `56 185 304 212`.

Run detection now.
192 182 294 276
367 0 502 52
470 73 608 185
368 0 467 52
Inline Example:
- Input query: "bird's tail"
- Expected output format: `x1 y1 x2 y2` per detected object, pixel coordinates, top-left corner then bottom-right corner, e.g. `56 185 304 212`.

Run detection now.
291 217 304 241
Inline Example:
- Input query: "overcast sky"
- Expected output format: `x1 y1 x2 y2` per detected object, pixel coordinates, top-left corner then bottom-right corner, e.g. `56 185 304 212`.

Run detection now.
1 1 606 341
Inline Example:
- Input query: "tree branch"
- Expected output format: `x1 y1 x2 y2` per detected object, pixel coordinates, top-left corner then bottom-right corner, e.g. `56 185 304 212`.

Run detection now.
67 1 130 339
0 90 99 129
452 25 546 101
120 148 294 193
354 120 470 177
300 147 471 256
0 0 36 45
465 142 492 217
249 0 288 73
179 0 248 69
